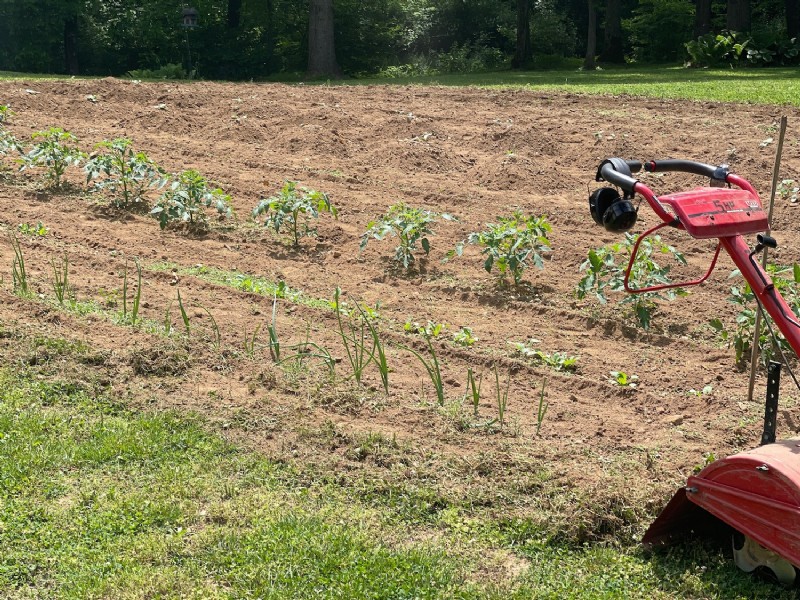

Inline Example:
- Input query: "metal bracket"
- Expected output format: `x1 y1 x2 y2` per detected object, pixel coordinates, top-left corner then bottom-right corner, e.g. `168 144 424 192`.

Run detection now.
761 361 781 446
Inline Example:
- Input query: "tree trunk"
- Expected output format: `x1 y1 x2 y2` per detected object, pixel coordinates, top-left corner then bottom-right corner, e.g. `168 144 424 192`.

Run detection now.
64 14 79 75
787 0 800 38
726 0 750 31
694 0 713 38
307 0 341 78
511 0 531 69
228 0 242 28
584 0 597 69
600 0 624 63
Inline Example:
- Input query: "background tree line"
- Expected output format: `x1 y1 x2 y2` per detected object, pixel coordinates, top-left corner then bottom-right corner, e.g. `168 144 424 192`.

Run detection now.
0 0 797 79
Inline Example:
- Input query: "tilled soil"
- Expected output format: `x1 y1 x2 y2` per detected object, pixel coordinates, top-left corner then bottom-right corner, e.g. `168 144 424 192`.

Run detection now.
2 78 800 540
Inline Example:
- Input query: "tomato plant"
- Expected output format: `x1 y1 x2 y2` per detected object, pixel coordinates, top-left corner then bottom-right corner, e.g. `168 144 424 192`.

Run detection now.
253 181 337 247
448 211 551 285
19 128 85 188
576 233 687 330
85 138 166 210
151 169 233 230
361 203 455 268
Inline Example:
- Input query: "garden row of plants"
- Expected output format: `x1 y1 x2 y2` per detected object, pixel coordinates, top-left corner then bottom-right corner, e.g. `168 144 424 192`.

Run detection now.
1 106 797 371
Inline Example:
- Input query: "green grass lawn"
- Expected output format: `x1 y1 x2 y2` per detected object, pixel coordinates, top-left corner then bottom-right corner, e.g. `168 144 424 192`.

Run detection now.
2 65 799 106
1 356 794 599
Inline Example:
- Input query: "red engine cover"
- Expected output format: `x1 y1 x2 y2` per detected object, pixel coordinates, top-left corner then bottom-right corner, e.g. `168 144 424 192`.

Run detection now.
659 187 768 239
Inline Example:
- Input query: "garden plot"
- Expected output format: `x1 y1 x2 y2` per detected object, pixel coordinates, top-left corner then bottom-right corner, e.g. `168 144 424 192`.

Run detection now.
1 77 800 548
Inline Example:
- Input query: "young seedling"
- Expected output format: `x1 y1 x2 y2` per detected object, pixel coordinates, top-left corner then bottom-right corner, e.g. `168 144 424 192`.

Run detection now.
355 301 389 394
609 370 639 389
535 378 548 436
177 289 191 335
0 105 12 125
10 233 29 297
494 364 511 428
19 127 86 188
452 326 477 348
244 323 262 358
512 339 578 372
85 138 166 210
333 287 375 385
121 259 143 325
267 294 280 362
576 232 688 330
361 202 455 269
151 169 233 230
253 181 337 247
51 254 70 305
465 367 482 417
448 211 551 286
17 222 48 237
401 321 445 405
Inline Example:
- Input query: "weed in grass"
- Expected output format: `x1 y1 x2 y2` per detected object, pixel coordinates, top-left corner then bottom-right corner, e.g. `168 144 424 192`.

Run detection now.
361 202 456 269
535 378 548 436
17 221 48 237
151 169 233 230
448 211 551 286
253 181 337 247
576 232 687 330
19 127 85 188
401 321 445 405
10 233 29 297
84 138 166 210
51 253 70 306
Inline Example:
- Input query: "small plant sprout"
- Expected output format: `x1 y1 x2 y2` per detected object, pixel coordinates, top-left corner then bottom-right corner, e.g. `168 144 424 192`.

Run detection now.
51 254 70 306
10 233 29 297
267 294 280 362
177 289 191 335
465 368 482 417
121 259 143 325
361 202 456 269
253 181 337 247
493 364 511 428
17 222 48 237
151 169 233 230
333 288 376 385
536 379 548 436
20 127 86 188
401 320 446 405
688 385 714 397
452 326 477 348
576 232 688 330
0 128 20 169
85 138 166 210
778 179 799 205
512 339 578 372
448 211 551 286
0 105 13 124
609 370 639 389
244 323 262 358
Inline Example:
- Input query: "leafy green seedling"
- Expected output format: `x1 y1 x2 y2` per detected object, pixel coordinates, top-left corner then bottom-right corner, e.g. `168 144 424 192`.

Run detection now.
253 181 337 247
0 105 12 124
151 169 232 230
17 222 48 237
688 385 713 397
452 326 477 347
85 138 166 210
448 211 551 285
778 179 799 204
512 339 578 372
20 127 86 188
576 233 687 330
609 370 639 388
361 203 455 268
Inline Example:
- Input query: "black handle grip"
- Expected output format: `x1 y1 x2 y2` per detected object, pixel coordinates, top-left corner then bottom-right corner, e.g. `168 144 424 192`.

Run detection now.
644 159 728 181
596 158 638 195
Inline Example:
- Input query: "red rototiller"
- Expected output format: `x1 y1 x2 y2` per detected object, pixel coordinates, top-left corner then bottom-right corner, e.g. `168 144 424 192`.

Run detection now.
590 157 800 585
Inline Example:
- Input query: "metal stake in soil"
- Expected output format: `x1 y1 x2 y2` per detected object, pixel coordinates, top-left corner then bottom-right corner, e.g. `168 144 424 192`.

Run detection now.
747 115 788 403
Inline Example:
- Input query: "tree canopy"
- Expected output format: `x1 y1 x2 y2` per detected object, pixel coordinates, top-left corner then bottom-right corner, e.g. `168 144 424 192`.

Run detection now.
0 0 796 78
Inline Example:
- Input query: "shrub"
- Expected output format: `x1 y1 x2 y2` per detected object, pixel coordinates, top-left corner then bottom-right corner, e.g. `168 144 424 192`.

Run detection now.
151 169 232 230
